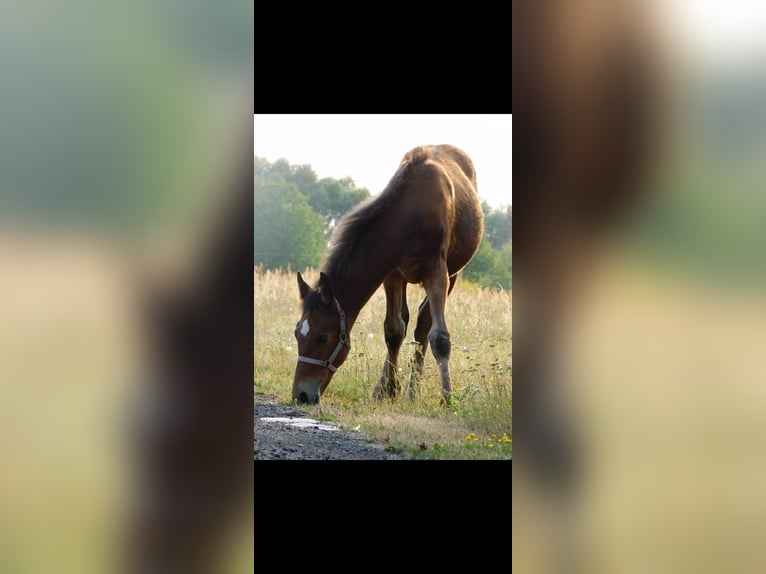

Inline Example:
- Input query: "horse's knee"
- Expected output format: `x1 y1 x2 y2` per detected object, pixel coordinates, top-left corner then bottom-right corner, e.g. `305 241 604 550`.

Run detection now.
428 329 451 361
384 318 405 350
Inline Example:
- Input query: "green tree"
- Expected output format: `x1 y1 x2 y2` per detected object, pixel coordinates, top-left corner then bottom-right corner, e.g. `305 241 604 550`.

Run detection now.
499 240 512 268
482 200 512 249
290 164 320 196
253 179 326 270
462 237 512 290
254 155 370 232
310 176 369 227
264 158 293 181
254 156 271 179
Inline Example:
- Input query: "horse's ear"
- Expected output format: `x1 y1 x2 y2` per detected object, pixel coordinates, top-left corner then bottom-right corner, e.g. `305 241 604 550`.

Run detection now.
318 272 333 306
297 272 311 300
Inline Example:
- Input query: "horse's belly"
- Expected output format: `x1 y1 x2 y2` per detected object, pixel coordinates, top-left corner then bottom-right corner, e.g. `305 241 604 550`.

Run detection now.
396 259 431 284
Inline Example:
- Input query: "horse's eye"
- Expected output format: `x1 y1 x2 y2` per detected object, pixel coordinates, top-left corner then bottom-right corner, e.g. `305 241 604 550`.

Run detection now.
316 334 329 344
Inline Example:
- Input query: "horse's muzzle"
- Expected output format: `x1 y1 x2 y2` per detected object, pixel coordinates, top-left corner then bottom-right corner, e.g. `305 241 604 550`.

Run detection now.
295 390 319 405
292 379 322 405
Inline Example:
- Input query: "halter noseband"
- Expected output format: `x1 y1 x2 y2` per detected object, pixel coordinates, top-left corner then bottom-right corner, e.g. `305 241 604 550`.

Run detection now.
296 296 351 373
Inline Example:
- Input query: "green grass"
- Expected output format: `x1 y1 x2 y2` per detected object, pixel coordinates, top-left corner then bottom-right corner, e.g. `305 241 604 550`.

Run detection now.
254 266 512 460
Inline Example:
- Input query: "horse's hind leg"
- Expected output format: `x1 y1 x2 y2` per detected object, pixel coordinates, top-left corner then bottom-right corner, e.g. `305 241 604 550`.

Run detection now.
406 296 431 399
407 275 456 400
422 261 454 405
373 275 408 400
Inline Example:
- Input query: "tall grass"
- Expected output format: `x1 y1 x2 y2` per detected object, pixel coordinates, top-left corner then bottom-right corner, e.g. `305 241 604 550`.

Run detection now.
254 266 512 459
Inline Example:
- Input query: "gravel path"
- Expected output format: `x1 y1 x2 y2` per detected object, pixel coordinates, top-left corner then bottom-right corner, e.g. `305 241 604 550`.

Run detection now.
254 393 411 460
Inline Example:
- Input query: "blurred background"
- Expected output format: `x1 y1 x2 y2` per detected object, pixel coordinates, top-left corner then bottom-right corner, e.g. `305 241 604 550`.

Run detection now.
3 0 766 570
0 2 253 572
513 0 766 572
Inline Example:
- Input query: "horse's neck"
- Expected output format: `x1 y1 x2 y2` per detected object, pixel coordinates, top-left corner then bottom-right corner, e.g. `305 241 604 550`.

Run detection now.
332 253 398 331
334 270 388 331
328 206 407 329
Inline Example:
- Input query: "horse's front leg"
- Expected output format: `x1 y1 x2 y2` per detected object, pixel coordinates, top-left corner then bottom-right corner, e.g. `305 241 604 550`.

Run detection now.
373 275 408 400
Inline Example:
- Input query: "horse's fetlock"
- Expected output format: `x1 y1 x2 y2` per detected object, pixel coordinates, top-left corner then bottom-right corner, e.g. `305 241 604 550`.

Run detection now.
429 330 451 359
384 320 405 349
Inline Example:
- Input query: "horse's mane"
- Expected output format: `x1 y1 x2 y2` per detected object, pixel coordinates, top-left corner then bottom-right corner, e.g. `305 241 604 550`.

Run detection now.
320 147 433 282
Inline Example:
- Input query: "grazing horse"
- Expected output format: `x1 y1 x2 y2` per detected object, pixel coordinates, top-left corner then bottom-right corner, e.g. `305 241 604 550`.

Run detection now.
291 144 484 405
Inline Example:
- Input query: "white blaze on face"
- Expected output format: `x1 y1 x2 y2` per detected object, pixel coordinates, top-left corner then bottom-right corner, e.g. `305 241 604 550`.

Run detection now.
300 319 310 337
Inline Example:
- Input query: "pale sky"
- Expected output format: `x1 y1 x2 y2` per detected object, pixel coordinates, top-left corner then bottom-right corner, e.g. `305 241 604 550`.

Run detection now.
253 114 512 209
662 0 766 65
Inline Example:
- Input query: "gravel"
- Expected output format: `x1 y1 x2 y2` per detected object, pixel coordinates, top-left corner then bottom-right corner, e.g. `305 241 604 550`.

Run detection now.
254 393 411 460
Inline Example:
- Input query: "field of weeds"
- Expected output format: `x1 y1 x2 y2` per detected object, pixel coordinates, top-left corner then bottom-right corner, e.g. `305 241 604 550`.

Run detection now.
254 266 512 459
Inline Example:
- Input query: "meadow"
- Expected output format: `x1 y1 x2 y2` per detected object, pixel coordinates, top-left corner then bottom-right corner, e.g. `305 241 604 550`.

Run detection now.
254 266 512 460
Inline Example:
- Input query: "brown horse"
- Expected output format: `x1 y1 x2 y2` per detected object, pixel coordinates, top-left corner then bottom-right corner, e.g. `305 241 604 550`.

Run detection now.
291 144 484 405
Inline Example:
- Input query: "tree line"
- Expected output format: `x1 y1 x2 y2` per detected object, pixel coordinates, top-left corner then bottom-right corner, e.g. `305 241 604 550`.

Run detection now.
254 156 512 290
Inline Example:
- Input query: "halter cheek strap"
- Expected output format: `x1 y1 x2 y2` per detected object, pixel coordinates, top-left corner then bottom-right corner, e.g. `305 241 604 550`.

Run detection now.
297 297 351 373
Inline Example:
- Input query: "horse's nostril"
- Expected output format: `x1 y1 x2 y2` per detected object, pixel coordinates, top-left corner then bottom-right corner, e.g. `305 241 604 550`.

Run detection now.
298 391 308 404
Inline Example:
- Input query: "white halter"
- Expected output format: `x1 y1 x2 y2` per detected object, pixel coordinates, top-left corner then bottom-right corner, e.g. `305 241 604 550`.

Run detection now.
296 296 350 373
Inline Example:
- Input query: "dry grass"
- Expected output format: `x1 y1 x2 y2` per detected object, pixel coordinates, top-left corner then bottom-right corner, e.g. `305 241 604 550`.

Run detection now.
254 266 512 459
514 253 766 572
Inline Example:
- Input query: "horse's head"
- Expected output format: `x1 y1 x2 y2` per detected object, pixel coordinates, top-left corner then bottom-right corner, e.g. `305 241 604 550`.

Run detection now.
291 271 351 404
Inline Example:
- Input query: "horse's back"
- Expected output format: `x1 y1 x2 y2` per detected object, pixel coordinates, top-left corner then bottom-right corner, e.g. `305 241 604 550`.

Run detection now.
399 145 484 276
